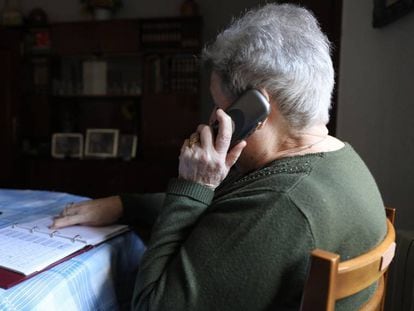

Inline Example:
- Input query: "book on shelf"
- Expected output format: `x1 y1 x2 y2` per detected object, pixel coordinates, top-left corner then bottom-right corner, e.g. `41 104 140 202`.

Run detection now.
146 53 199 94
139 17 201 49
0 216 129 289
170 54 199 93
83 60 108 95
31 57 50 94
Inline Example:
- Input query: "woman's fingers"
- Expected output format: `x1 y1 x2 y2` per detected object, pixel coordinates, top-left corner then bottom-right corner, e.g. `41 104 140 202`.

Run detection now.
199 125 213 149
178 109 243 189
51 213 84 229
226 140 247 167
51 196 123 229
214 109 233 153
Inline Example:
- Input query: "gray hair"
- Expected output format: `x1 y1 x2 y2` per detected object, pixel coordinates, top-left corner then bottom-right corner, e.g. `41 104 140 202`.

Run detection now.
203 3 335 129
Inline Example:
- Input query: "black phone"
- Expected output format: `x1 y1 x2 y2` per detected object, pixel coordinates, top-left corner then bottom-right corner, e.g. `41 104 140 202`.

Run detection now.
212 89 270 148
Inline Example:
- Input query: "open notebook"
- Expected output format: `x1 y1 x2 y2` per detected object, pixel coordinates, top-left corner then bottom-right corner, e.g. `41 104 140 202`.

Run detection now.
0 216 129 287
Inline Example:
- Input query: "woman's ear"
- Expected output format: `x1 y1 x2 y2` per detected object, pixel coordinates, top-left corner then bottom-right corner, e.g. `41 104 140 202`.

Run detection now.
256 88 271 130
259 88 271 102
257 117 268 130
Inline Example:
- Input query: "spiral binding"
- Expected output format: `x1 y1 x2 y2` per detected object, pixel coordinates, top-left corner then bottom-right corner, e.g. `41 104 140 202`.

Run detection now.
11 223 87 244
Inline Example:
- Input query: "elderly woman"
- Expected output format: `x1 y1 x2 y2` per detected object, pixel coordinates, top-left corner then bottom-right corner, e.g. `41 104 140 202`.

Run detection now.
53 3 386 310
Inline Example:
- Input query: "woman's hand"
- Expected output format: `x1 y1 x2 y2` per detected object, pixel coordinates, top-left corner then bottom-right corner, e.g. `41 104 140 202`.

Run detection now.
51 195 123 229
179 109 246 190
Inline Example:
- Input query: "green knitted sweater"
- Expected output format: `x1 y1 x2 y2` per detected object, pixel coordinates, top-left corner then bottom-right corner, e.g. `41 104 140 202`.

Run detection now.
121 143 387 310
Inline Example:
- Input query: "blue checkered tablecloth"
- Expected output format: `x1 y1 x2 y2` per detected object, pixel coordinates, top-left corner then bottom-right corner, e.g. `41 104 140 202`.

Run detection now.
0 189 146 311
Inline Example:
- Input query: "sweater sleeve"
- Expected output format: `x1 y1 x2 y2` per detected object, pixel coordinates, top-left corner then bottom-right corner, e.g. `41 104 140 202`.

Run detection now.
131 180 315 310
119 192 166 226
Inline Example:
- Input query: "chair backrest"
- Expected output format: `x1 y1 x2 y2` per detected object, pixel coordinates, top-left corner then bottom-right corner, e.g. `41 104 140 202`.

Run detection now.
300 207 396 311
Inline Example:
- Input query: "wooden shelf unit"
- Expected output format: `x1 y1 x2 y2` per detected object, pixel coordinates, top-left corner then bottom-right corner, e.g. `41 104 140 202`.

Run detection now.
0 16 202 197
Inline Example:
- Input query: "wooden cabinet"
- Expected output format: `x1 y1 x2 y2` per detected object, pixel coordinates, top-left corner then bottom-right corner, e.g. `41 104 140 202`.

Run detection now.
24 158 178 197
51 20 140 55
141 93 198 158
10 17 202 198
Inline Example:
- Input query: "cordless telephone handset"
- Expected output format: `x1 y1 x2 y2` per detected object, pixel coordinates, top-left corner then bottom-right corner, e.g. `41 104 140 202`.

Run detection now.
211 89 270 148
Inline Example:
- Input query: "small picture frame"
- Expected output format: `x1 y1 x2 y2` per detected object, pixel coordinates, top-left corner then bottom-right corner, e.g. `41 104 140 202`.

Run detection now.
51 133 83 159
117 134 138 160
85 129 119 158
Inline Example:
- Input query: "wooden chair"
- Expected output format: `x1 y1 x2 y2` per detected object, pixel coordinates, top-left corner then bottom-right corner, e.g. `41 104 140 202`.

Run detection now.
300 208 396 311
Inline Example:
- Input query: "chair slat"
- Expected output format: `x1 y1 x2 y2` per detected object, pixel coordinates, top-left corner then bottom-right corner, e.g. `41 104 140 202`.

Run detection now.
301 249 339 311
335 219 396 299
300 208 396 311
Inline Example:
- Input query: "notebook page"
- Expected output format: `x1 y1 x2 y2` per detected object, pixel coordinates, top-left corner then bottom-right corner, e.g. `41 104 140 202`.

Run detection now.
0 227 83 275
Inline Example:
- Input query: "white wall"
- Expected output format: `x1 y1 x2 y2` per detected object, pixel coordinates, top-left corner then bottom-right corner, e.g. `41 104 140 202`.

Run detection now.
337 0 414 229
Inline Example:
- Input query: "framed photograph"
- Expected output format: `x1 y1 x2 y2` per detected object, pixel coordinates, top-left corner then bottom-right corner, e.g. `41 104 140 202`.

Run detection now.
373 0 414 28
85 129 119 158
51 133 83 159
117 134 138 160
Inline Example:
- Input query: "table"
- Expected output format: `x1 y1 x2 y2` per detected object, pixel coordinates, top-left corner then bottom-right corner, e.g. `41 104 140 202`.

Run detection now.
0 189 146 311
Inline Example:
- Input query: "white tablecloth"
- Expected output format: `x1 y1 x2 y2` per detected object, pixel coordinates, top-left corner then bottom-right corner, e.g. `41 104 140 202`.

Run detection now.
0 189 146 311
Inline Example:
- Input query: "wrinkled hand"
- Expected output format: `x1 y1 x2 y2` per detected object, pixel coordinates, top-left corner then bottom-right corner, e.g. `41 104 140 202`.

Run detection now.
179 109 246 190
51 196 123 229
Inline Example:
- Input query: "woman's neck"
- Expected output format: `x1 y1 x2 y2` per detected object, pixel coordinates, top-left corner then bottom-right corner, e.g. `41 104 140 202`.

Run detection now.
274 124 330 159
